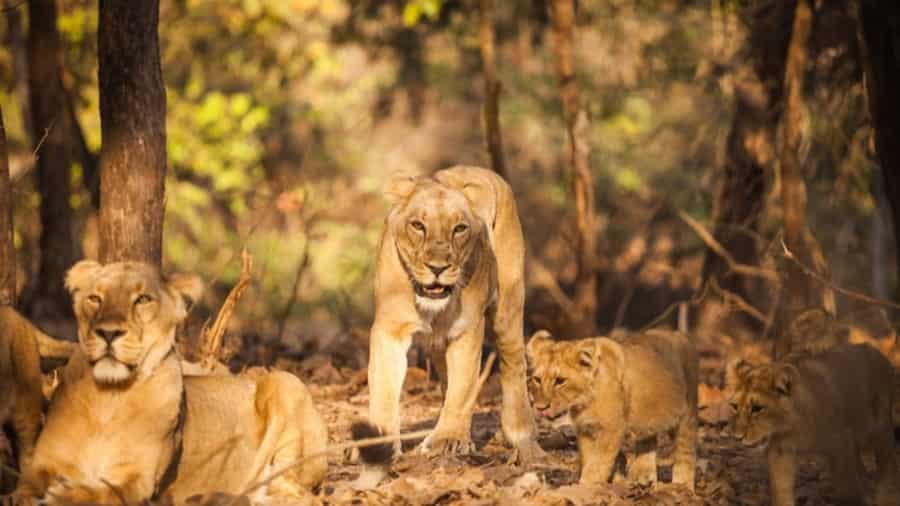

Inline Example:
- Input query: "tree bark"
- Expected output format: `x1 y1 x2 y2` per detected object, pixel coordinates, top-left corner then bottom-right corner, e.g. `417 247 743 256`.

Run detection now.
550 0 598 337
97 0 167 266
779 0 834 323
26 0 80 320
0 109 13 307
856 1 900 302
479 0 507 178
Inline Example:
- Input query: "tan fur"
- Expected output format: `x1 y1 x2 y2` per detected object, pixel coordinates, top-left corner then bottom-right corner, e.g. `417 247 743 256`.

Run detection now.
16 261 327 505
728 343 899 506
0 307 50 489
367 165 540 462
526 329 698 490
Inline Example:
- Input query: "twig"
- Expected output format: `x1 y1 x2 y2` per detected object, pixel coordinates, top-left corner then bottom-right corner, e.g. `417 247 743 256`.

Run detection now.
780 239 900 311
463 351 497 415
198 248 253 366
275 207 316 342
527 257 581 324
709 278 769 324
678 210 780 283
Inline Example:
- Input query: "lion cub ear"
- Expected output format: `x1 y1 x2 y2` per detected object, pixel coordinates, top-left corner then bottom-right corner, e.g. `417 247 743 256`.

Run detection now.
65 260 103 295
527 329 553 357
593 339 625 379
167 274 204 316
383 172 420 206
773 364 797 396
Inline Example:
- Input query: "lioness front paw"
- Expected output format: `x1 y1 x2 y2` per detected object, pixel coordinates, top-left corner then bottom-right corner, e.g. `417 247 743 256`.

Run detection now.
417 432 475 456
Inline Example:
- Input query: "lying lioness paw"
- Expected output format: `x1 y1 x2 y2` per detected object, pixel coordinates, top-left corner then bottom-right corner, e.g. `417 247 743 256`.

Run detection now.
526 329 698 490
360 166 541 467
728 343 899 506
16 261 328 505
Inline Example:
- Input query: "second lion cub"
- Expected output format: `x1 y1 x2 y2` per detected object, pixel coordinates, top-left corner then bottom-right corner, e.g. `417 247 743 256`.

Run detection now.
526 329 698 489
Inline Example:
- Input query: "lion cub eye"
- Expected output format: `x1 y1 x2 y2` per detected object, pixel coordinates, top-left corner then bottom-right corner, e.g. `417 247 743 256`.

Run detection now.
134 294 153 305
453 223 468 235
729 401 739 413
554 377 567 386
87 294 102 305
750 403 764 415
410 220 426 233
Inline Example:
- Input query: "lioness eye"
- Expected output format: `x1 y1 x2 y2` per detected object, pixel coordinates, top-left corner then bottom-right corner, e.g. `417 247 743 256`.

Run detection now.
410 220 425 232
751 403 764 414
87 294 102 305
555 377 566 386
135 294 153 305
453 223 468 234
531 377 541 385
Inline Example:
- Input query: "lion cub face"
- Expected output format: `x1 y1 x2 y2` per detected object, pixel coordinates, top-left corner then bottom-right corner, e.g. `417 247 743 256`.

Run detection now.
65 260 202 385
385 175 484 314
525 331 601 421
727 359 796 447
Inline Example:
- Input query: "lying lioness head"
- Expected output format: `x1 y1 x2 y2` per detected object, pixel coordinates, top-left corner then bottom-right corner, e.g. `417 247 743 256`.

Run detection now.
385 173 490 314
65 260 202 385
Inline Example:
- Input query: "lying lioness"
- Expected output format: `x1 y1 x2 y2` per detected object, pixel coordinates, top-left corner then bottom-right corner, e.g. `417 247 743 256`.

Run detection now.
16 261 328 505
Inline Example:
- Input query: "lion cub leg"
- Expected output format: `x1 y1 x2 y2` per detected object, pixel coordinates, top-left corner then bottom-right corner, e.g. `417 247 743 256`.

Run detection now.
625 436 658 487
766 441 797 506
576 423 625 485
671 411 697 491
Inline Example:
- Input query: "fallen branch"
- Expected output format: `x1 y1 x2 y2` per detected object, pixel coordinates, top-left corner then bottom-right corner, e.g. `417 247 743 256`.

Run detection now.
780 239 900 311
678 210 779 283
198 248 253 368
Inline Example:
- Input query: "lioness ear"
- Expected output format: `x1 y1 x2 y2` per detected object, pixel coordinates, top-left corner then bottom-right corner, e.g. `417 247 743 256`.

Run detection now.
774 364 796 396
527 329 553 357
65 260 103 295
167 273 204 314
434 167 497 232
383 172 420 206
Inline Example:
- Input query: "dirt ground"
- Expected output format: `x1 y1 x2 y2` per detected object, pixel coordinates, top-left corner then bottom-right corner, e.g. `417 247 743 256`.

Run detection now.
258 331 900 506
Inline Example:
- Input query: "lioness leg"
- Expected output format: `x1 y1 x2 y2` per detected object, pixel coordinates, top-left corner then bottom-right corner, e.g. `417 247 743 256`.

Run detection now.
766 441 796 506
671 412 697 491
491 284 541 463
419 320 483 454
626 436 657 486
368 323 414 443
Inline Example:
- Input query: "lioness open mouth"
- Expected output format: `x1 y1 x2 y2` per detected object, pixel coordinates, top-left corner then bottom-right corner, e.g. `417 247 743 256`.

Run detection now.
414 282 453 299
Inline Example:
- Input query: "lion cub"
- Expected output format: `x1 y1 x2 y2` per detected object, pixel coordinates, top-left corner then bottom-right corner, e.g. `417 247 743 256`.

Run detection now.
526 329 698 489
728 343 899 506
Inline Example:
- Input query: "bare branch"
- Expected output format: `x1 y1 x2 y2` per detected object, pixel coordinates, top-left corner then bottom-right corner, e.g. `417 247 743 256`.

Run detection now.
198 248 253 368
678 210 780 283
526 257 581 324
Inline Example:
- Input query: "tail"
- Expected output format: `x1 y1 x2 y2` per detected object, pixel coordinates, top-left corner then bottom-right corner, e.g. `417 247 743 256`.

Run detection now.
350 421 393 465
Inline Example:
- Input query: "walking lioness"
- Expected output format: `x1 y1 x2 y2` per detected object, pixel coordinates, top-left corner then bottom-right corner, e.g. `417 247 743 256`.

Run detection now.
16 261 327 505
362 166 540 463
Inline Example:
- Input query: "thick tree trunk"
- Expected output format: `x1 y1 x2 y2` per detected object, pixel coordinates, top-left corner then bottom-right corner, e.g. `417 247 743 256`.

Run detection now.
479 0 507 178
856 1 900 302
550 0 598 337
0 110 13 307
26 0 80 320
779 0 834 322
97 0 167 266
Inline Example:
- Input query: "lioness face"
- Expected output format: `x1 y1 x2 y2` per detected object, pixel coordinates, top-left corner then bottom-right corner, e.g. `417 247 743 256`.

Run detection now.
65 261 202 385
727 360 795 447
389 179 483 313
526 331 596 421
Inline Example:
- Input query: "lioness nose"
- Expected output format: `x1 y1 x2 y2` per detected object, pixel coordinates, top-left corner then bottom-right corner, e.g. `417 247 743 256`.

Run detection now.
94 327 126 344
427 264 449 276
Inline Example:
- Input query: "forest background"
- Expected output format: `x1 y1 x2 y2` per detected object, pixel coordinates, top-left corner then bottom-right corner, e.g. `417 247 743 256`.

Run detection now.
2 0 898 365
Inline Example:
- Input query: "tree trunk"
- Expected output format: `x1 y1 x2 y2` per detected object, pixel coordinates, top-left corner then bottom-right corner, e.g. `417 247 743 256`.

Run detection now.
97 0 167 266
26 0 80 321
550 0 598 337
779 0 834 322
856 1 900 302
0 109 13 307
479 0 507 178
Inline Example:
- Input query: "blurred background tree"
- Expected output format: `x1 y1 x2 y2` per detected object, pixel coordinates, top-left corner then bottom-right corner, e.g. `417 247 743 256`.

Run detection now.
0 0 894 359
